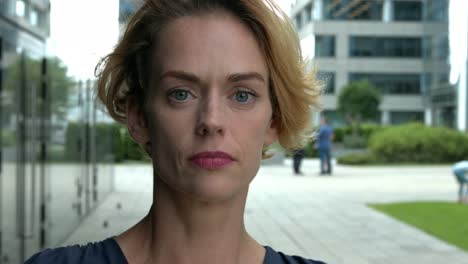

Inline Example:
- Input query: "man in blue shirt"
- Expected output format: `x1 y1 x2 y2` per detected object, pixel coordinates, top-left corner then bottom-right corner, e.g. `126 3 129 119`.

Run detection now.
317 116 334 175
453 160 468 203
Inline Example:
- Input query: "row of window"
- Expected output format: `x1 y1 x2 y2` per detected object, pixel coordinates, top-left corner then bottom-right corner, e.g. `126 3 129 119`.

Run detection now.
14 0 48 29
323 110 424 126
315 35 448 59
316 72 449 95
294 0 448 28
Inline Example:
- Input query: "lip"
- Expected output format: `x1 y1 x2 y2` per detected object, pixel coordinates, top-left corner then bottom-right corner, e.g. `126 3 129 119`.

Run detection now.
189 151 234 170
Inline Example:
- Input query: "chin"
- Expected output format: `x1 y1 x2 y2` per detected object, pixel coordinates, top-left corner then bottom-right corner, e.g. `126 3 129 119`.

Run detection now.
186 175 248 203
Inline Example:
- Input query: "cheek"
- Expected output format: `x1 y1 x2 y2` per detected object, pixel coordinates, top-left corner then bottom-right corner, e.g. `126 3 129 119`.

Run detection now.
148 108 193 158
237 114 272 156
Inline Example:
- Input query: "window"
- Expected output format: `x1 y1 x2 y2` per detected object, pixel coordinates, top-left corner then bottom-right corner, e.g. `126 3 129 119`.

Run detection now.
422 36 432 59
349 37 422 58
317 72 335 94
393 1 422 21
390 111 424 124
437 72 449 84
315 35 335 57
323 0 382 20
304 4 312 23
423 0 448 22
435 36 448 60
295 13 303 29
30 9 39 26
16 0 26 17
421 72 432 94
349 73 422 95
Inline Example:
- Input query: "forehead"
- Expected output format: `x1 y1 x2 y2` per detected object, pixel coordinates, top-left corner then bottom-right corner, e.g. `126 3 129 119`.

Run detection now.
151 11 268 78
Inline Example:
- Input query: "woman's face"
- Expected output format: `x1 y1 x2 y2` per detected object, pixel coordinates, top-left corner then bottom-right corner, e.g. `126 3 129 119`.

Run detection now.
132 11 277 201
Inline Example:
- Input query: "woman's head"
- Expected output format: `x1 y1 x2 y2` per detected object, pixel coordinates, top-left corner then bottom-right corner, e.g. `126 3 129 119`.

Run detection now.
96 0 320 152
96 0 319 200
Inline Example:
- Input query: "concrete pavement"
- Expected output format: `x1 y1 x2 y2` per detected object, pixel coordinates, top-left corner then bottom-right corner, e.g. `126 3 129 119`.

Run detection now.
63 159 468 264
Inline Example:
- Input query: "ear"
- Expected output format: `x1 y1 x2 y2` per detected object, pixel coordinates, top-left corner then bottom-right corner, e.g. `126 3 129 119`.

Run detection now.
127 97 150 146
263 116 279 147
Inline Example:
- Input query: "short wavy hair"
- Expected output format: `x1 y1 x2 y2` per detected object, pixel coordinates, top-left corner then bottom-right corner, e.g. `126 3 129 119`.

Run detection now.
96 0 320 153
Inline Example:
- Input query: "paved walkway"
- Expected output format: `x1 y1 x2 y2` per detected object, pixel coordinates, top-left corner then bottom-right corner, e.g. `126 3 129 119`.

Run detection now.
64 159 468 264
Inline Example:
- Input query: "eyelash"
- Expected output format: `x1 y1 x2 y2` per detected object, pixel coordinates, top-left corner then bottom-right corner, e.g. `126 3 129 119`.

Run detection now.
233 88 258 104
167 88 195 103
167 88 259 103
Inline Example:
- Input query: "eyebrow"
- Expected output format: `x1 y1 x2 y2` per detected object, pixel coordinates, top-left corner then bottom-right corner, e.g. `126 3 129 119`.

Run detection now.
159 70 201 83
159 70 266 84
227 72 266 83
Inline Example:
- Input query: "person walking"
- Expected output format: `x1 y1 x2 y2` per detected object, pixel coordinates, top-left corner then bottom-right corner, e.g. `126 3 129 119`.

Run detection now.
317 116 334 175
453 160 468 203
292 148 305 175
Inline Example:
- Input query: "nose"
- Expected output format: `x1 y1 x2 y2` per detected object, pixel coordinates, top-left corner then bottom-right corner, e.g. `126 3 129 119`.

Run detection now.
195 94 225 137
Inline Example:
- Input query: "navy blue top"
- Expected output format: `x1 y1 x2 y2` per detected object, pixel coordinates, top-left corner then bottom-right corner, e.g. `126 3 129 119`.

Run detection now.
25 237 326 264
317 124 333 149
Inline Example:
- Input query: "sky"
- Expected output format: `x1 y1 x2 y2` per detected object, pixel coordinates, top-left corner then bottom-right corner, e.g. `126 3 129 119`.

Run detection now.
48 0 294 80
48 0 119 80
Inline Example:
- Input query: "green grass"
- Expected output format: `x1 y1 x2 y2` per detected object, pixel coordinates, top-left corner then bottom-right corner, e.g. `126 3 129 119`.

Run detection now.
368 202 468 251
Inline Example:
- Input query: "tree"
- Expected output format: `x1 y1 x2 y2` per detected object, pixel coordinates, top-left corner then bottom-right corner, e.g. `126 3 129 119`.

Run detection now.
4 55 74 120
337 80 381 137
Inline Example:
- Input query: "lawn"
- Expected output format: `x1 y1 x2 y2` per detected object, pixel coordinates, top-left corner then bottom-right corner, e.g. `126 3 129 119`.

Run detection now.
368 202 468 251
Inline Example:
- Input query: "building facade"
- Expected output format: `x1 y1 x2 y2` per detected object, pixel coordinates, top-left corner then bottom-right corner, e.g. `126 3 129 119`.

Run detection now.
291 0 450 127
1 1 114 262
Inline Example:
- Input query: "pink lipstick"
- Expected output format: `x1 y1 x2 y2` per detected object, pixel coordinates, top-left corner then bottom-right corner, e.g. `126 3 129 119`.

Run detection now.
189 151 234 170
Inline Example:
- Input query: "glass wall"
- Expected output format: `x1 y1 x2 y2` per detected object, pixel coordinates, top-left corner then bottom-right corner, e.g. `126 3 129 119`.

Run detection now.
0 26 114 264
315 35 335 57
349 73 422 95
349 37 422 58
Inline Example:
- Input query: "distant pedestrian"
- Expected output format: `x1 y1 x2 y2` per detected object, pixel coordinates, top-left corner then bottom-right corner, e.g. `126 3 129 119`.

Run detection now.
316 116 334 175
452 160 468 203
292 148 305 175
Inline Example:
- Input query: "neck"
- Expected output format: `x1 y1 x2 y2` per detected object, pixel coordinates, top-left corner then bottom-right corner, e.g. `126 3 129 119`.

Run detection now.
117 177 264 264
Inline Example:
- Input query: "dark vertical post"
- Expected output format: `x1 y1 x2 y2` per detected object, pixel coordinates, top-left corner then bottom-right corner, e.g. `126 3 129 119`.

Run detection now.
39 57 47 248
17 51 27 264
0 36 4 262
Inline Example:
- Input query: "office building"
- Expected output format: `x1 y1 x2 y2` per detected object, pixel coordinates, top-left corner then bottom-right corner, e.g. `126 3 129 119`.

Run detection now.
291 0 450 127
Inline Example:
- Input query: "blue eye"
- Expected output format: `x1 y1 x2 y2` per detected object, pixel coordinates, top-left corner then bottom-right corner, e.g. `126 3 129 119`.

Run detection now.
235 90 257 103
170 89 190 101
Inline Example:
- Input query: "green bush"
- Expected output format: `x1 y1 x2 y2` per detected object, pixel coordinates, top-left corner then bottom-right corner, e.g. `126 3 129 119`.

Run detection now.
64 122 123 162
333 127 349 143
304 141 318 158
121 131 149 161
284 141 318 158
343 135 367 148
368 123 468 163
359 123 384 139
331 123 382 145
337 153 377 165
1 130 15 147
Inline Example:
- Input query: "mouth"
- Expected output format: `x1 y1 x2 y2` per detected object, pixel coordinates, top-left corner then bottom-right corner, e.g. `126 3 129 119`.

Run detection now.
189 151 235 170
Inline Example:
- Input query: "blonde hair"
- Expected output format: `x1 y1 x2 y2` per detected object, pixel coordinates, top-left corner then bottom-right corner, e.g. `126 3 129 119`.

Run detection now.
96 0 320 153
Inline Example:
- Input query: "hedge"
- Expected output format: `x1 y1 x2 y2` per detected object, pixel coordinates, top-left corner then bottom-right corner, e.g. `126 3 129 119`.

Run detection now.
64 122 123 162
337 153 377 165
333 123 383 145
368 123 468 163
